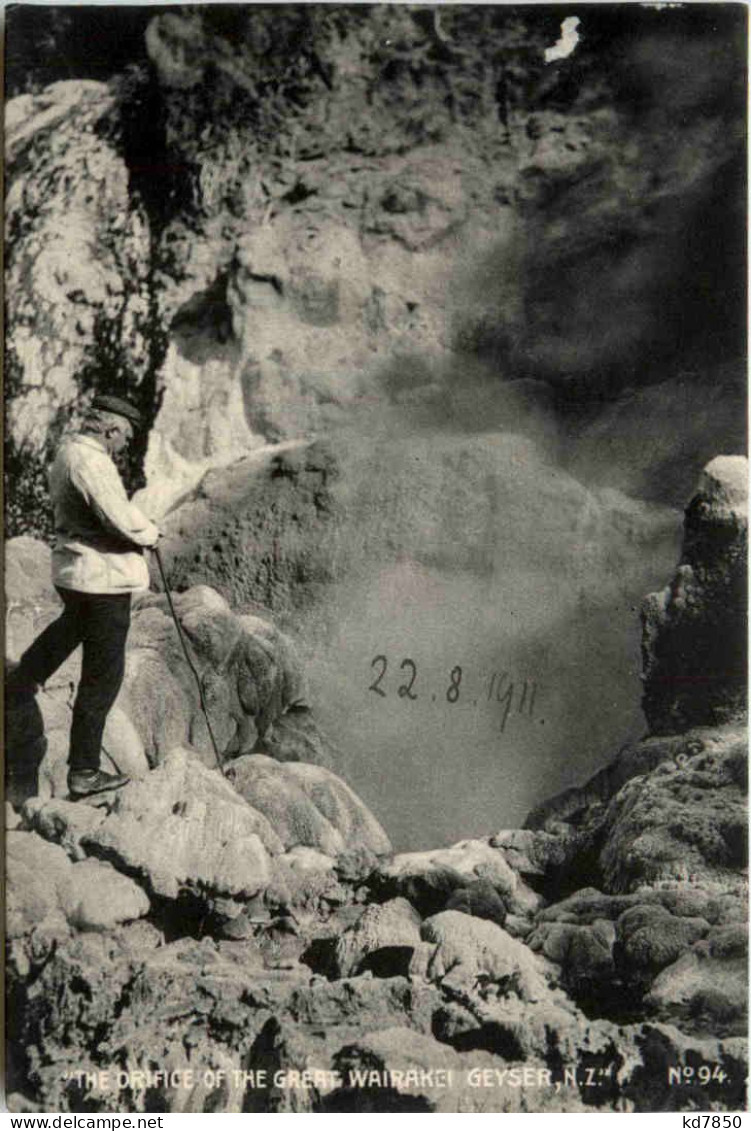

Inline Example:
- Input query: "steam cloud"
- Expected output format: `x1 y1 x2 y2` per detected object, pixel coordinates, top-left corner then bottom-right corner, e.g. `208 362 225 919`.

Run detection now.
295 12 745 850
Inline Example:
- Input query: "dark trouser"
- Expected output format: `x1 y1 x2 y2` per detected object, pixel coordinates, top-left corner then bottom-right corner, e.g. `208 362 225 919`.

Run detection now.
10 588 131 772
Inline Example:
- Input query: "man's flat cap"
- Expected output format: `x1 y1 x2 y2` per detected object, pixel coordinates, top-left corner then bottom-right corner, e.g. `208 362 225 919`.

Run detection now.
91 394 144 428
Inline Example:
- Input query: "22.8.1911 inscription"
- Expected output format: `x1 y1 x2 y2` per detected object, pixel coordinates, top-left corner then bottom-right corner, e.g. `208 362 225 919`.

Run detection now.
368 653 539 733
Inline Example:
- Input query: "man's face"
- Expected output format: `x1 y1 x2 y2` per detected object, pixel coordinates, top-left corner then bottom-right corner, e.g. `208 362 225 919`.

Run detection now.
108 419 134 456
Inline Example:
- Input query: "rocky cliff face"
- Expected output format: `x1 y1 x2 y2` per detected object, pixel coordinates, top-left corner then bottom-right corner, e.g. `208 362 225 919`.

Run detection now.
641 457 748 736
5 457 747 1114
5 6 745 529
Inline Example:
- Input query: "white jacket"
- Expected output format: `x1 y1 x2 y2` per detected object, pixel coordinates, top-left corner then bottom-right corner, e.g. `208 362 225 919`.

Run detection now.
50 434 159 594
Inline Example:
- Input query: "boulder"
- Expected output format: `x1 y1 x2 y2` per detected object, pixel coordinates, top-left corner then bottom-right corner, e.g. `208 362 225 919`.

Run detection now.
5 536 55 605
24 795 110 861
28 747 275 906
527 919 615 994
420 910 549 1001
538 885 727 928
242 971 442 1114
374 839 522 918
60 859 150 932
645 940 747 1038
524 731 721 833
226 754 391 857
599 728 748 892
614 904 710 981
333 898 421 978
6 831 75 944
10 928 287 1113
121 586 326 769
445 878 508 927
6 829 149 962
490 828 574 876
273 846 340 911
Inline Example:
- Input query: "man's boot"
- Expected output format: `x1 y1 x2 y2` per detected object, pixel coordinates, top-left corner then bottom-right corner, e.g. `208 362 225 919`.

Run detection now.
67 768 130 799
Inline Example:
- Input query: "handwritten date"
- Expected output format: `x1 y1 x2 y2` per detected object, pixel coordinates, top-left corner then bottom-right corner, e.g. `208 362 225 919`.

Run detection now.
368 654 538 732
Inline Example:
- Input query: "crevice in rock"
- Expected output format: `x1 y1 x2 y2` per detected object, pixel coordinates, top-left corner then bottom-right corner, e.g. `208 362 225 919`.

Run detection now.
434 1016 526 1060
102 64 192 494
575 1044 624 1108
170 273 238 365
299 936 339 979
148 891 215 943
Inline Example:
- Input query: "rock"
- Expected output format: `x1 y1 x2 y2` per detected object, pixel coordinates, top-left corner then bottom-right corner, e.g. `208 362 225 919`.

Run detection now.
273 847 341 911
31 747 274 907
243 977 442 1112
490 828 573 876
5 536 55 605
6 829 149 948
24 795 109 860
226 754 391 857
431 983 627 1088
259 707 335 770
620 1023 748 1112
283 760 391 855
642 456 747 734
524 732 718 833
599 728 748 891
518 725 747 908
374 839 520 918
335 845 381 884
10 929 282 1112
645 943 747 1038
243 1015 345 1113
374 861 468 918
60 860 150 932
503 914 534 940
528 919 615 995
420 910 549 1001
113 919 164 955
285 845 337 874
445 878 507 927
121 587 326 769
331 1028 486 1113
614 904 710 982
539 885 726 927
6 831 75 943
329 1027 587 1113
333 898 421 978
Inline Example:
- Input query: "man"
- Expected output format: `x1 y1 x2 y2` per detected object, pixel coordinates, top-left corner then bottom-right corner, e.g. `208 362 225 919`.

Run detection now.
7 394 160 799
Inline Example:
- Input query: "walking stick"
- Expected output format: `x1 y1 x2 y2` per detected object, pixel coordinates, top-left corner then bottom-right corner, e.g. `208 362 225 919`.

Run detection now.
153 544 226 777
